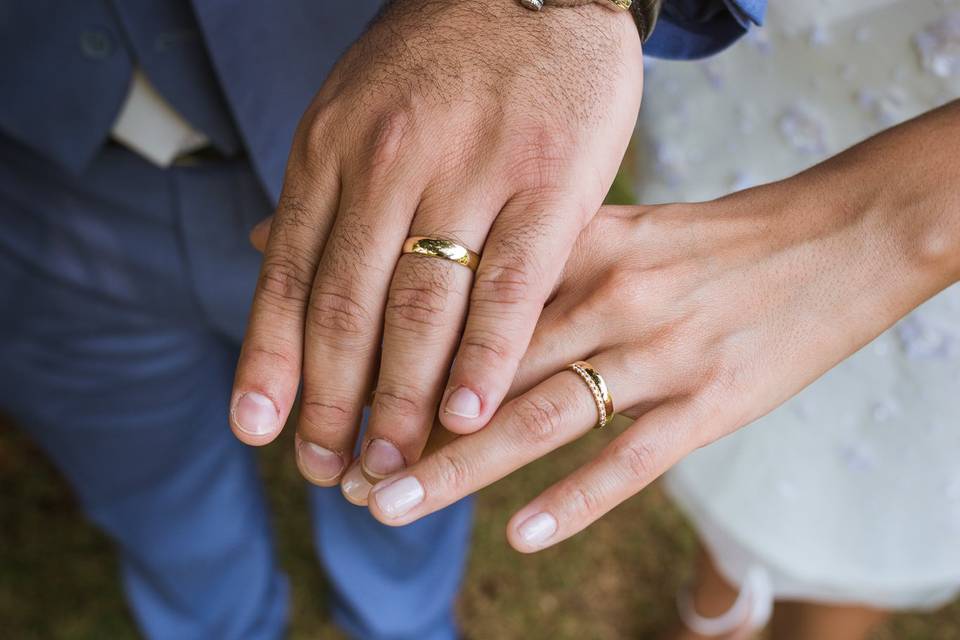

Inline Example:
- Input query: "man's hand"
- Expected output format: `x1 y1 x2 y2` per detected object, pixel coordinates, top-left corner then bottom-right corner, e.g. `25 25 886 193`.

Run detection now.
230 0 643 486
359 100 960 546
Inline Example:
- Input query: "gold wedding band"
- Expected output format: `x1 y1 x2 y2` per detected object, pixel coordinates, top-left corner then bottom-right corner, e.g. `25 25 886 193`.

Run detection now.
568 361 615 429
402 236 480 272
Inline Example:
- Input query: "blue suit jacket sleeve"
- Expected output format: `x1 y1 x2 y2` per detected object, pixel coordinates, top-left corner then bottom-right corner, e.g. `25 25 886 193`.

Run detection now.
644 0 766 60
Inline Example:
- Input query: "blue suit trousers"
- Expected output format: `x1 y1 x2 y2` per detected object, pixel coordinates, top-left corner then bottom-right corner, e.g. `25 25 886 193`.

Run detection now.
0 141 473 640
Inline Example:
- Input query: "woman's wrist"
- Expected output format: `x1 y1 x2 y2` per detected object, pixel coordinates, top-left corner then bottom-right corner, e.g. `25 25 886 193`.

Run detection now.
868 176 960 298
857 102 960 285
772 101 960 324
850 161 960 296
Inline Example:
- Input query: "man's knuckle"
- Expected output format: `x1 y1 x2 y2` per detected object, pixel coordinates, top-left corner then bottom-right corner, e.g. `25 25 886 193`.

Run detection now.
306 218 379 340
274 193 315 231
243 342 297 372
308 286 371 340
510 395 566 445
373 384 424 420
385 262 453 330
511 123 567 172
300 394 353 429
460 329 512 368
293 107 343 174
386 287 447 329
303 104 334 147
259 256 313 305
517 161 567 193
365 109 413 175
323 212 375 272
504 124 572 189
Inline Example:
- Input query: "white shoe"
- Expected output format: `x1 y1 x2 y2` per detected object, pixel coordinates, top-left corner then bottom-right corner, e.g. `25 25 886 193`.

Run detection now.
677 565 773 640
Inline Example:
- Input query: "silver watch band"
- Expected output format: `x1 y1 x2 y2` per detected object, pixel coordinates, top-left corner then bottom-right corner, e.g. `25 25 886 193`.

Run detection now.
520 0 629 11
521 0 628 8
518 0 661 42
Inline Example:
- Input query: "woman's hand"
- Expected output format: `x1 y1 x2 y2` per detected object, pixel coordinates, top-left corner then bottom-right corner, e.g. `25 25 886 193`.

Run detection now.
357 100 960 549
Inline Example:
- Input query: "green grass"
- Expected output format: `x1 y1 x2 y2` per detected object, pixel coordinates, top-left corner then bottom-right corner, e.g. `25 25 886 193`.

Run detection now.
3 417 959 640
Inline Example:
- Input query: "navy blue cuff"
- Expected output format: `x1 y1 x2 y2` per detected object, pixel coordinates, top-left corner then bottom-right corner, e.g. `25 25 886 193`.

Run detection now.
643 0 766 61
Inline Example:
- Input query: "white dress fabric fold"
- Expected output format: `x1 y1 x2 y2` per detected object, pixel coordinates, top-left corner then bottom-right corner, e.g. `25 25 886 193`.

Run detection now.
633 0 960 609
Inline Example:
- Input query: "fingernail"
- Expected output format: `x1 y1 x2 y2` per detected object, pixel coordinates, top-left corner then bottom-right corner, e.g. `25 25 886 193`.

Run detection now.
444 387 481 418
233 392 278 436
373 476 424 518
363 439 405 478
340 462 373 505
297 441 344 483
251 217 271 234
517 512 557 547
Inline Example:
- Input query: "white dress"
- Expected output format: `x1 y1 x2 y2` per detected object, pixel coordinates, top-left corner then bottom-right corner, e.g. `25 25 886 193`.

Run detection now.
632 0 960 609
